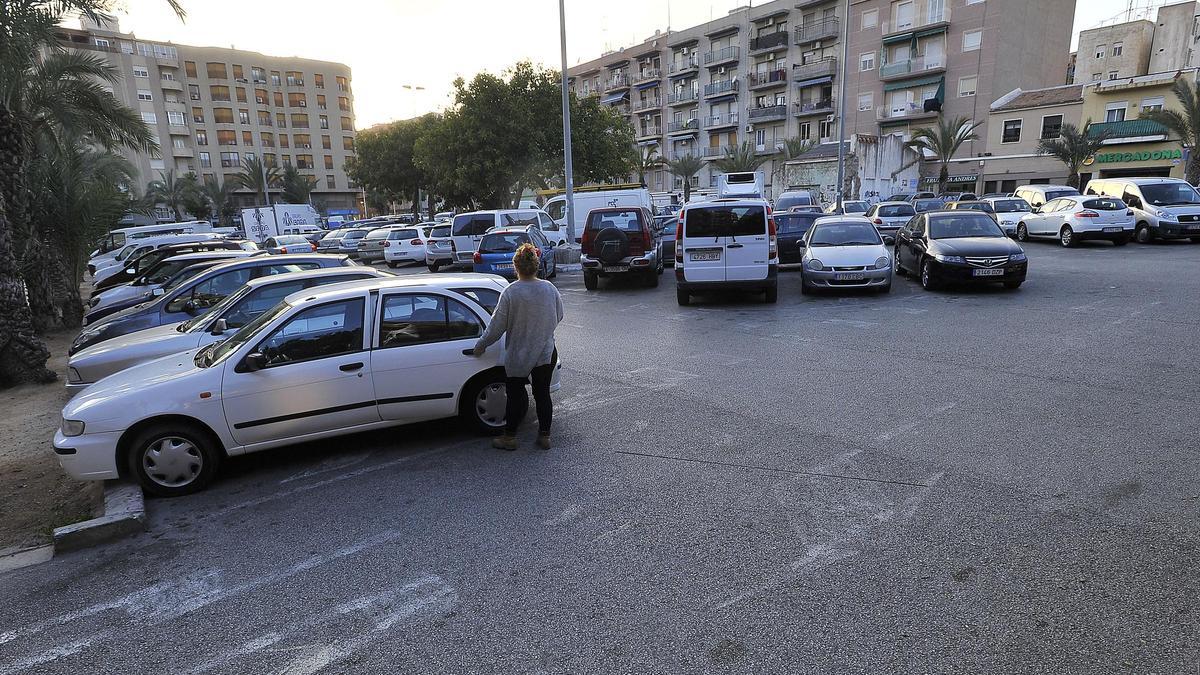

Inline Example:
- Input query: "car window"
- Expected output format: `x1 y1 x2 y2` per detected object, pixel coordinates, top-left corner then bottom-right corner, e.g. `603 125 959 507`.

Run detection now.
774 194 812 210
222 280 307 329
587 210 643 232
169 268 252 312
479 232 529 253
449 287 501 314
992 199 1031 213
544 200 566 221
501 212 539 228
1043 189 1080 202
928 214 1005 239
774 213 818 235
263 238 278 247
320 230 346 241
378 294 482 348
259 263 320 276
430 225 451 238
343 230 368 240
809 222 882 246
538 213 559 231
685 205 766 238
364 228 393 240
257 298 365 367
878 204 916 217
387 229 418 240
452 215 495 237
1083 198 1126 211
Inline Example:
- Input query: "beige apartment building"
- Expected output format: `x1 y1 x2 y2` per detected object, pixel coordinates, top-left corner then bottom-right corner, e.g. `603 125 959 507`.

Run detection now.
568 0 1074 199
54 19 360 221
1074 1 1200 85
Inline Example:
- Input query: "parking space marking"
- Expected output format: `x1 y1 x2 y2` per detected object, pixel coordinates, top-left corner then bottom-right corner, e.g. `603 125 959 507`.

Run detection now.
614 450 932 488
278 451 372 484
0 633 112 675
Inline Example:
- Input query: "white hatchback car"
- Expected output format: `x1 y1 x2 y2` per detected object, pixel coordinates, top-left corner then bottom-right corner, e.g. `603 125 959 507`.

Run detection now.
864 201 917 232
54 275 556 496
381 226 429 268
799 216 893 293
1016 195 1135 247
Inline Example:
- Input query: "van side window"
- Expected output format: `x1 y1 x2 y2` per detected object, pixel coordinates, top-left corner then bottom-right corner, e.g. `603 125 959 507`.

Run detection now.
1121 190 1141 209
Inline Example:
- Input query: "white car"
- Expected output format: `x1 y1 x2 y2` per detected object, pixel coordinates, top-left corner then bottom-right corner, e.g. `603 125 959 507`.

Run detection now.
799 216 893 294
1084 177 1200 243
1016 195 1135 247
675 198 777 305
54 274 554 496
981 197 1034 237
262 235 317 254
91 234 224 287
381 227 429 268
89 251 259 314
425 223 454 272
68 267 390 392
864 201 917 233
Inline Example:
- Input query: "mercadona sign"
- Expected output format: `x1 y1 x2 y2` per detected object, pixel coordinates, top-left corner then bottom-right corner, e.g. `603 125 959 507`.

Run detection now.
1094 148 1183 164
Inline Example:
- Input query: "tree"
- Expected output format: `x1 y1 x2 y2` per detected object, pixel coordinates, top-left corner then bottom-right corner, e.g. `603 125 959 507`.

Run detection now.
664 154 703 203
1139 77 1200 184
233 155 281 203
712 142 770 174
144 170 198 221
279 165 314 204
347 114 438 216
906 116 980 194
1036 122 1109 189
634 147 662 187
200 176 237 226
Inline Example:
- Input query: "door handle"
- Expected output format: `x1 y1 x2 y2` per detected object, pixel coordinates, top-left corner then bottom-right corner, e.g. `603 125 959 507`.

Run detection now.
339 362 364 372
461 349 474 356
726 243 744 249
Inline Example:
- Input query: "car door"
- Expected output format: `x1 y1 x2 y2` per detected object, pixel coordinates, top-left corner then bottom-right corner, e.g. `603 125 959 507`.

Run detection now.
222 295 377 447
724 204 769 281
371 291 493 422
681 206 725 282
905 216 928 264
162 267 253 325
1031 199 1061 235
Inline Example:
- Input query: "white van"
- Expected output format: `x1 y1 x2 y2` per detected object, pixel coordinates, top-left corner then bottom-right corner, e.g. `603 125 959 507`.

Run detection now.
543 188 652 242
88 221 213 272
1083 177 1200 243
675 198 778 305
90 233 226 286
450 209 557 267
716 172 766 199
1012 185 1079 209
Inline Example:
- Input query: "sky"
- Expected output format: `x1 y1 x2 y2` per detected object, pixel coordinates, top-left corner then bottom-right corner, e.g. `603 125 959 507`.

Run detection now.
114 0 1156 128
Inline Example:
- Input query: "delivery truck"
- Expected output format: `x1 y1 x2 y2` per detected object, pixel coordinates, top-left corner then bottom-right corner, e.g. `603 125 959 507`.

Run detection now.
239 204 322 243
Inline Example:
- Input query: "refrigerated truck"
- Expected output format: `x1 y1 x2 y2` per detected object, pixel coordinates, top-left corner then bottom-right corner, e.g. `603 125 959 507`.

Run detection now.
240 204 322 243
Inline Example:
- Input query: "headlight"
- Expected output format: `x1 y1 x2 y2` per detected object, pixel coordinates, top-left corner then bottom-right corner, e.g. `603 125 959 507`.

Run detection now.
1009 252 1027 262
61 418 85 437
67 367 82 384
873 256 890 270
933 253 966 264
806 258 824 271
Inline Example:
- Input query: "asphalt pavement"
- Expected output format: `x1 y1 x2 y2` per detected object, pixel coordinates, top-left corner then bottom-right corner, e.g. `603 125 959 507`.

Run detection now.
2 240 1198 673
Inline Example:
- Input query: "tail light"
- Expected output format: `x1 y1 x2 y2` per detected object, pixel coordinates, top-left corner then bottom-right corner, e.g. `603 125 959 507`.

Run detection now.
410 239 422 245
473 251 481 264
1078 210 1100 218
451 239 457 252
675 213 684 265
309 242 317 251
581 227 594 255
768 213 778 262
873 217 884 225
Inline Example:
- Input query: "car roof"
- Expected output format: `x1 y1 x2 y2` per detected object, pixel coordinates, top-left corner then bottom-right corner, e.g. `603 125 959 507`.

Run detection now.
485 227 532 235
242 266 388 288
982 196 1025 201
686 198 768 209
282 274 509 306
178 253 346 276
164 251 256 261
950 200 988 205
813 215 873 225
873 201 914 207
1111 177 1189 185
1019 184 1075 191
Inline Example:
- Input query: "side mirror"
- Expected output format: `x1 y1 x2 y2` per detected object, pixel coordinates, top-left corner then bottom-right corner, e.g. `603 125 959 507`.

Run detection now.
182 300 198 315
912 232 925 242
209 318 228 335
796 240 807 248
883 235 895 246
242 352 267 372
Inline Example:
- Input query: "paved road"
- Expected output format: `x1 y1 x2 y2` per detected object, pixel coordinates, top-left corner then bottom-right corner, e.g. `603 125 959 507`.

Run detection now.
3 241 1198 673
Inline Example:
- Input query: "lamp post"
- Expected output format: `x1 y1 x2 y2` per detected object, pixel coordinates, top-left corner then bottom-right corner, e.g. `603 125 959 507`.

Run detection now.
834 0 851 211
559 0 577 244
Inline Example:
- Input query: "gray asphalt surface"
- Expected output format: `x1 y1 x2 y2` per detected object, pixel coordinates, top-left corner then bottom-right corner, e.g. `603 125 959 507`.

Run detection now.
2 240 1198 673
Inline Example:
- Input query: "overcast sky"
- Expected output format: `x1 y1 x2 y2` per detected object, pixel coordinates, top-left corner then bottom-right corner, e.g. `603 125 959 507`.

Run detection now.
115 0 1153 127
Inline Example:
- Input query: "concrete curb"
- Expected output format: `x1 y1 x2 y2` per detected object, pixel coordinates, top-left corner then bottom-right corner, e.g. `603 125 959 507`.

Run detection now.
52 481 146 553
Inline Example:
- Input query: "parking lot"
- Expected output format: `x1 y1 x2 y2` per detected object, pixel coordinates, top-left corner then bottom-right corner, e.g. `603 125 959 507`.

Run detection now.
3 240 1198 673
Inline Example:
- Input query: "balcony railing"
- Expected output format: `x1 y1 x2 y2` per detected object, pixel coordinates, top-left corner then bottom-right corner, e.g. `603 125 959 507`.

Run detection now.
611 103 631 115
748 105 787 121
632 97 662 112
794 99 835 116
755 141 786 155
878 55 946 81
636 125 661 138
704 79 739 97
748 68 788 90
700 145 736 158
632 68 662 84
876 103 939 122
605 74 630 90
666 119 699 133
749 31 790 52
704 112 740 128
667 89 698 105
702 46 740 66
668 57 699 74
795 18 839 44
793 58 837 82
882 4 951 36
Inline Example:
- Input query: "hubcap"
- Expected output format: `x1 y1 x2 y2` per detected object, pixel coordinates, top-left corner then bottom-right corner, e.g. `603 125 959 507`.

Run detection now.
142 436 202 488
1018 224 1026 241
1062 229 1071 246
922 263 930 287
475 383 507 428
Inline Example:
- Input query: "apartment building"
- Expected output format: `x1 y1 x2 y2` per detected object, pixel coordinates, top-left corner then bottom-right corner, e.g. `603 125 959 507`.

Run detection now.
568 0 1073 199
978 84 1085 192
54 18 360 220
1073 2 1200 85
1077 69 1194 182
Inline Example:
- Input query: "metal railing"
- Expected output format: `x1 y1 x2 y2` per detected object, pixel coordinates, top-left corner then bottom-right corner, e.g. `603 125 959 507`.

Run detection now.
876 103 939 121
700 145 735 158
632 68 662 84
631 97 661 112
669 57 699 73
748 104 787 120
793 58 837 82
749 31 790 52
667 89 699 104
666 118 699 133
878 55 945 79
702 46 740 65
795 18 839 44
748 68 788 89
882 4 951 36
704 79 740 97
704 112 740 128
605 73 630 89
794 99 835 116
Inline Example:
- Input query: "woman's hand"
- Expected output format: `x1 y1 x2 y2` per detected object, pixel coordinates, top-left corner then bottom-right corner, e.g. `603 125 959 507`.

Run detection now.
472 344 486 357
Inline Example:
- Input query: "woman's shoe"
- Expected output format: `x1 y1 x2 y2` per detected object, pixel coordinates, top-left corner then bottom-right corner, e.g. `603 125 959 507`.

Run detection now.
492 434 517 451
536 432 551 450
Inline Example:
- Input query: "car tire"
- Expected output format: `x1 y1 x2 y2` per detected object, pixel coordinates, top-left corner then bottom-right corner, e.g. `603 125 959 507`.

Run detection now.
1135 223 1153 244
1060 226 1076 248
387 261 398 268
893 248 906 276
764 285 778 303
427 263 440 273
460 371 525 435
880 283 892 294
1003 280 1023 290
676 288 690 306
548 259 557 279
1016 223 1029 242
127 422 221 497
1190 237 1200 244
584 271 598 291
920 259 940 291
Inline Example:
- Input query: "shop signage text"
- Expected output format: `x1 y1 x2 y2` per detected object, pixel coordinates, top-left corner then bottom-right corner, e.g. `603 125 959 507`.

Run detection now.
1093 148 1183 164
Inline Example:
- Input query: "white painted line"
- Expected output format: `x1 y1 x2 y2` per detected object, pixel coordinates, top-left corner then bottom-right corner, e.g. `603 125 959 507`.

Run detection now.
0 632 111 675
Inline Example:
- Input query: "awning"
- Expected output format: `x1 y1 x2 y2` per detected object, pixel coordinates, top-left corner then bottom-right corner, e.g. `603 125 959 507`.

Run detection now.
915 26 948 39
636 139 660 147
795 75 833 89
882 32 913 45
707 94 739 104
634 80 659 90
883 74 943 92
600 92 628 104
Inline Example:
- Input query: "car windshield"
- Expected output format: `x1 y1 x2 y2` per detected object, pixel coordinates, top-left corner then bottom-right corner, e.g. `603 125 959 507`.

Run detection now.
774 213 819 235
878 204 915 217
387 229 418 240
1083 198 1126 211
929 214 1005 239
342 230 368 240
1139 182 1200 206
843 202 869 214
775 194 813 210
178 283 252 333
199 299 291 367
685 205 766 238
430 225 451 238
587 210 642 232
1043 189 1079 201
163 264 215 290
453 214 496 236
146 258 215 286
276 236 307 244
479 232 529 253
955 202 993 213
320 230 346 241
913 199 943 212
809 222 882 246
113 244 139 261
364 229 394 240
545 200 566 221
992 199 1032 213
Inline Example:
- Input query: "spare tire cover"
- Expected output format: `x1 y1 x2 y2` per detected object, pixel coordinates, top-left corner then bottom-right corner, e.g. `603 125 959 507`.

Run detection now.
594 227 630 265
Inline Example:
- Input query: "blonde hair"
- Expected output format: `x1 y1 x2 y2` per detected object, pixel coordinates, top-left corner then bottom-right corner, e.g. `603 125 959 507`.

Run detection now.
513 242 540 278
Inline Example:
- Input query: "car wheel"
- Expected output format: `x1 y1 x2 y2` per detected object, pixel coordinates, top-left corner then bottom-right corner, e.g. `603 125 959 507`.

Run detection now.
676 288 690 305
1135 223 1153 244
387 261 398 268
427 263 440 273
1016 223 1029 242
880 283 892 294
646 269 659 287
1060 226 1076 248
764 285 778 303
461 372 525 434
584 271 598 291
548 259 557 279
920 259 940 291
893 248 906 276
1190 237 1200 244
127 422 220 497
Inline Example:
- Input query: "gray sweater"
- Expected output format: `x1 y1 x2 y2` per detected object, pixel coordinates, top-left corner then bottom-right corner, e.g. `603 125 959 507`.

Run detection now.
475 278 564 377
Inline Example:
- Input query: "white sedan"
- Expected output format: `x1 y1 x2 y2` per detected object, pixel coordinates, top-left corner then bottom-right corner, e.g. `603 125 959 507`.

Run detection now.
68 267 391 392
54 275 554 496
1016 195 1135 247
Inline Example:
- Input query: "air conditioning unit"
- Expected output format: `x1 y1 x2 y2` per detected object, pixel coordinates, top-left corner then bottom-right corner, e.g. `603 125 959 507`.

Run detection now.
813 41 823 49
718 66 727 75
746 124 755 132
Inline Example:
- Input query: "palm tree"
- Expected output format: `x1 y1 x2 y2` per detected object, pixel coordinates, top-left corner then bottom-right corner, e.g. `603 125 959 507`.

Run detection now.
905 116 980 194
712 142 770 174
635 147 662 187
144 170 198 221
1036 122 1110 189
200 176 238 226
234 155 281 203
1139 77 1200 184
664 154 703 203
279 165 314 204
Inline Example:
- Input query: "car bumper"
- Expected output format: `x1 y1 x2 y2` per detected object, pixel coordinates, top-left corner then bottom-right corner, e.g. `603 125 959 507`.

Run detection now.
1075 226 1133 241
474 263 517 279
1155 221 1200 239
804 267 892 288
929 261 1027 284
53 428 121 480
581 254 656 274
357 250 384 262
384 250 424 262
676 265 778 291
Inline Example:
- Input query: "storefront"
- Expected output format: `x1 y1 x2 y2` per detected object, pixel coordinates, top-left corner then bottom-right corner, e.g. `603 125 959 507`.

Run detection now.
1078 144 1185 183
919 173 978 194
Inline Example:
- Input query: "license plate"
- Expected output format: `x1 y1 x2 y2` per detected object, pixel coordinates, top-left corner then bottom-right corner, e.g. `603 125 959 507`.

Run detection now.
972 268 1004 277
493 263 513 270
691 251 720 262
834 272 865 281
1103 227 1123 233
1189 225 1200 231
603 265 626 273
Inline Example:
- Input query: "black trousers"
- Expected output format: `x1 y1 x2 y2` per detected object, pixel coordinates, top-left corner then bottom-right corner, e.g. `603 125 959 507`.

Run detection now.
505 363 554 434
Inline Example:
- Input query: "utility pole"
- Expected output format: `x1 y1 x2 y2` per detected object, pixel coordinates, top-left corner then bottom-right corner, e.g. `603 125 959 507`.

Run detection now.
834 0 851 211
260 157 279 236
559 0 577 244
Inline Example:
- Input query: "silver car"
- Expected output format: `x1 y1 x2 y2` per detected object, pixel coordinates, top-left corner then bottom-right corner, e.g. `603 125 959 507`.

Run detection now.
799 216 894 294
864 201 917 233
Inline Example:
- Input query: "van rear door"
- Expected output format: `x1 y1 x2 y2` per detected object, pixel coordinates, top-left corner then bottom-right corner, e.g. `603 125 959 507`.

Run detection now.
681 206 727 282
451 214 496 265
721 205 769 282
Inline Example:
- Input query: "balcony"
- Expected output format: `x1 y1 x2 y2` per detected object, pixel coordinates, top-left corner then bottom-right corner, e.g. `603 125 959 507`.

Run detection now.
287 78 305 87
749 31 790 53
882 4 951 37
878 55 946 82
748 104 787 122
795 18 839 45
702 46 740 67
666 118 699 135
668 57 699 75
704 112 740 129
700 145 736 159
632 68 662 85
667 89 699 105
159 78 183 91
796 0 836 7
748 68 788 91
636 125 661 140
876 104 939 124
631 97 661 113
1086 119 1169 144
794 99 835 117
703 79 739 98
611 103 632 116
755 142 785 155
171 146 194 158
793 58 838 84
605 74 630 91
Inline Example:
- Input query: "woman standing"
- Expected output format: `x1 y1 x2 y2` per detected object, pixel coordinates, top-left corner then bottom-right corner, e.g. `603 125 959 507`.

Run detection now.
473 243 563 450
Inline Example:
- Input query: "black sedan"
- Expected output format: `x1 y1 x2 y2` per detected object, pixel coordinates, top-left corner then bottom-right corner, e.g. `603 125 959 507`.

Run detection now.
775 212 821 264
894 211 1027 291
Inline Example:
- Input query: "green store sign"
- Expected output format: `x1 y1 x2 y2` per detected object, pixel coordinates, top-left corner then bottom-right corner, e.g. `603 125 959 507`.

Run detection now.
1094 148 1183 164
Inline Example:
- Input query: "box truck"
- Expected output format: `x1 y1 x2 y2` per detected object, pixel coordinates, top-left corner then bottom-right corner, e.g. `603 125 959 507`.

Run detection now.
240 204 322 243
543 186 652 239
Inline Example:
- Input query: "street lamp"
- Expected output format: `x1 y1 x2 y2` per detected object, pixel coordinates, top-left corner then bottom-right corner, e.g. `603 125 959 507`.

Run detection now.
559 0 577 244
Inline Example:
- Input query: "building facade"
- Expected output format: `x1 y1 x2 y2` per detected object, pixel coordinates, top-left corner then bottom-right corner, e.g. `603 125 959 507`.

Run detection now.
55 19 360 220
568 0 1074 199
978 85 1085 193
1077 70 1194 182
1073 2 1200 84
